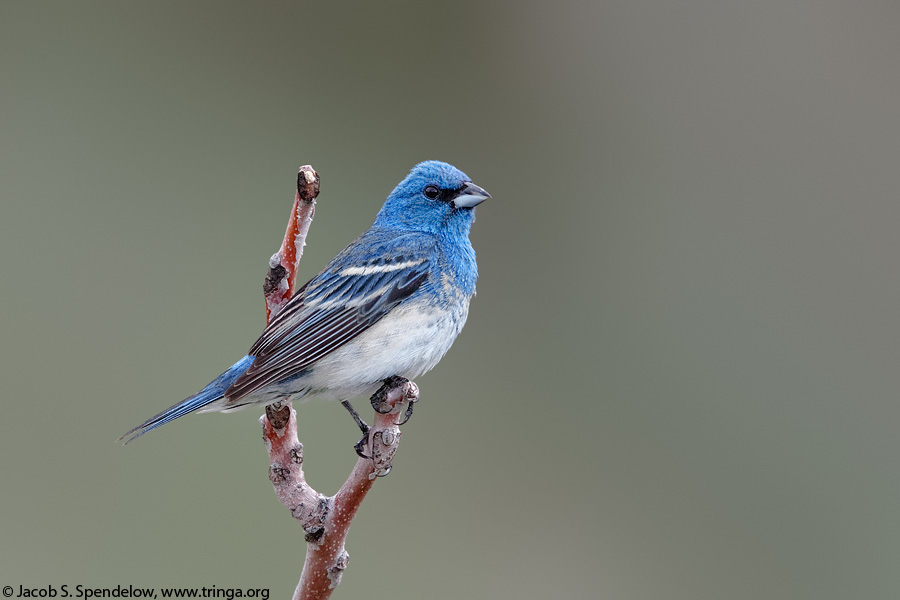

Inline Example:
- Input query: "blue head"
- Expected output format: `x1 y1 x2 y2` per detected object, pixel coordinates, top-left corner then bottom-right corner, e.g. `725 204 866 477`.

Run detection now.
374 161 490 238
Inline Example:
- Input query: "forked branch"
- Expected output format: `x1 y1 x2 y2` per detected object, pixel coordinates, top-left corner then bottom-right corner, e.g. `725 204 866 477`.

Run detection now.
259 166 414 600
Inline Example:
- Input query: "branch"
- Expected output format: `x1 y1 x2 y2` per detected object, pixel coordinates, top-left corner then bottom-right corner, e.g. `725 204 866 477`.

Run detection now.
262 381 417 599
259 166 415 600
264 166 319 322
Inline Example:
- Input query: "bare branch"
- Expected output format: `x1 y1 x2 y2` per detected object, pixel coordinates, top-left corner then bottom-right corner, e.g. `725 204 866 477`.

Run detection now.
264 165 319 321
259 166 414 599
261 380 416 600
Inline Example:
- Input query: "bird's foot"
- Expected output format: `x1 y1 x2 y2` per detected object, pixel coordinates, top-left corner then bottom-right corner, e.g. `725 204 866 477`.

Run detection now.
341 400 371 459
372 376 420 426
354 435 370 460
345 377 418 473
370 375 410 415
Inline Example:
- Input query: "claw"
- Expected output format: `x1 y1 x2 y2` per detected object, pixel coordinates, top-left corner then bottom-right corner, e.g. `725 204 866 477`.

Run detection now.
397 394 418 426
354 433 371 460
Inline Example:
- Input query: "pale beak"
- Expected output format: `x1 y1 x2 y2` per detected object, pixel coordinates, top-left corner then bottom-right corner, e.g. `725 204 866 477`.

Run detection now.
452 182 491 209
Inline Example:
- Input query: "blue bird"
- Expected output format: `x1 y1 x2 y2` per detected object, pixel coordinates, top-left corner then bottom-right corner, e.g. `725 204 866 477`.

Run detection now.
119 161 489 444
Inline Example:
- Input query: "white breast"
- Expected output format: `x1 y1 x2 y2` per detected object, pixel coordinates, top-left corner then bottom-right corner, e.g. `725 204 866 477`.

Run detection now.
296 297 471 401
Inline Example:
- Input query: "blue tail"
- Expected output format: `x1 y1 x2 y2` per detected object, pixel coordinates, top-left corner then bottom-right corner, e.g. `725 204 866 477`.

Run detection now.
118 355 255 444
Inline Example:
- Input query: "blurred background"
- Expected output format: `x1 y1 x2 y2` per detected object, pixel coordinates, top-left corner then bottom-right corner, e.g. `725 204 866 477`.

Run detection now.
2 1 899 598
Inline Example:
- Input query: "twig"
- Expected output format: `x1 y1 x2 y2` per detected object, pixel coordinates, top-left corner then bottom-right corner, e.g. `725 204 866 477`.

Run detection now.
259 166 414 600
264 166 319 322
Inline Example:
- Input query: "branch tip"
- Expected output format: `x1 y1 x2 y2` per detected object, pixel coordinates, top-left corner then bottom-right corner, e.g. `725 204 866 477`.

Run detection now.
297 166 320 203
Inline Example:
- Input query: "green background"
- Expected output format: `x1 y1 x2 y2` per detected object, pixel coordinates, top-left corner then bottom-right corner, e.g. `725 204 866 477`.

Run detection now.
2 1 899 598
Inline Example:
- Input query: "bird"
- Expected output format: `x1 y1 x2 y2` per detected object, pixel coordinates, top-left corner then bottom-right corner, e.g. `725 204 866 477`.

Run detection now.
119 160 489 444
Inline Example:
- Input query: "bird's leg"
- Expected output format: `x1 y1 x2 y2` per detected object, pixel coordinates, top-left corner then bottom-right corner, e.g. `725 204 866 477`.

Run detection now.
341 400 371 459
341 399 370 432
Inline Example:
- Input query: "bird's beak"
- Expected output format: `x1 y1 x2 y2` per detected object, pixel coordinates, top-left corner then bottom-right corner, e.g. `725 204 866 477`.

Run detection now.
452 182 491 209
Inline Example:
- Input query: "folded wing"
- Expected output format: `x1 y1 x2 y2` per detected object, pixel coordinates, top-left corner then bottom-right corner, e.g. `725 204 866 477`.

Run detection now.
224 232 433 403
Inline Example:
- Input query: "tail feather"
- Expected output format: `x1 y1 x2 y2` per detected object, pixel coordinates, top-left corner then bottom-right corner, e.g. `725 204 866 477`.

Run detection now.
118 355 255 444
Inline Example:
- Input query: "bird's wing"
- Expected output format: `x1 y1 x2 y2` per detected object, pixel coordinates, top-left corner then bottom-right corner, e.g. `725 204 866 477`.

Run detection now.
224 231 435 403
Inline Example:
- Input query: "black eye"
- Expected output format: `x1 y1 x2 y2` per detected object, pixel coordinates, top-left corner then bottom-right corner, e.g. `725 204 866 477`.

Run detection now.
424 185 440 199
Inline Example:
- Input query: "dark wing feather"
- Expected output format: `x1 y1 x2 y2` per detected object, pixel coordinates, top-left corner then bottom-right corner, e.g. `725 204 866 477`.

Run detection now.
224 255 429 403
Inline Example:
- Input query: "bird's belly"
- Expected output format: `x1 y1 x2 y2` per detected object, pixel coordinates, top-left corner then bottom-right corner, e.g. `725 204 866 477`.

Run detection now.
295 298 470 401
